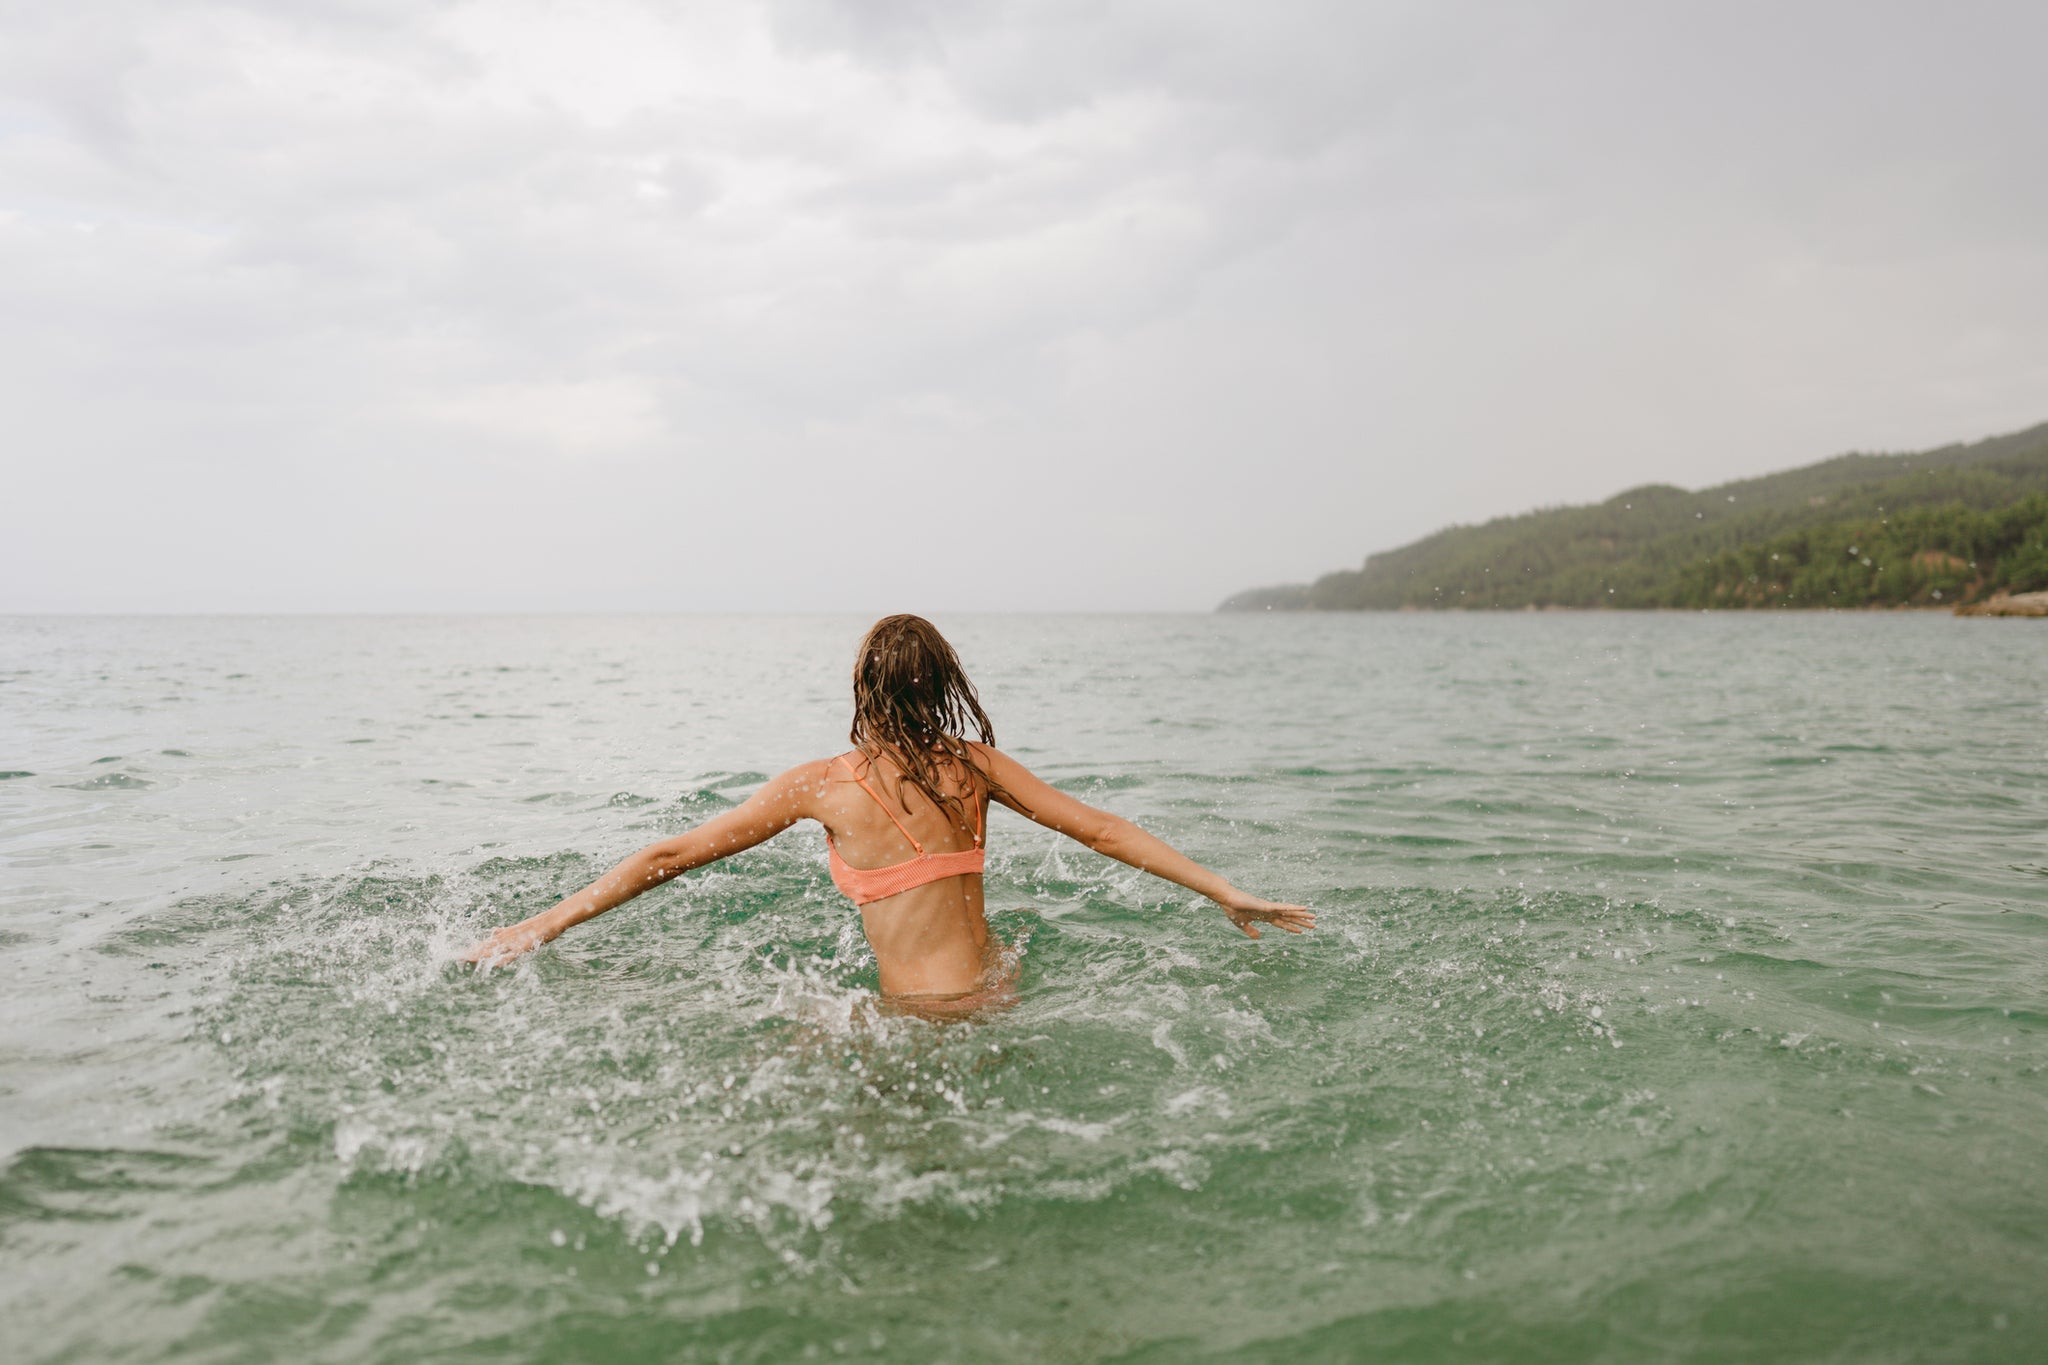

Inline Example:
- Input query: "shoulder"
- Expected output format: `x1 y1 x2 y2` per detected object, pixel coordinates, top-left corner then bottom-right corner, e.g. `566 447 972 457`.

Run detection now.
962 741 1010 778
964 742 1039 794
750 759 837 805
784 757 838 787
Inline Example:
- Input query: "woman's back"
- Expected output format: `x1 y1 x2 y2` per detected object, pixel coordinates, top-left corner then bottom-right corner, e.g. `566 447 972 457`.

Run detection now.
817 748 996 1001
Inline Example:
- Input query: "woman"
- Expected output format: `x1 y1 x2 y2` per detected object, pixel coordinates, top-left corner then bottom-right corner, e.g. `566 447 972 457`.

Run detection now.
460 615 1313 1011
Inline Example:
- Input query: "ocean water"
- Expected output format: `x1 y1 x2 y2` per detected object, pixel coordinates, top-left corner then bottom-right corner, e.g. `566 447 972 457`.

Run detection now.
2 613 2045 1363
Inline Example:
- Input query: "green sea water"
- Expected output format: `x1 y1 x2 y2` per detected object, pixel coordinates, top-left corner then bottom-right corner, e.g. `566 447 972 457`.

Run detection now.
2 613 2045 1363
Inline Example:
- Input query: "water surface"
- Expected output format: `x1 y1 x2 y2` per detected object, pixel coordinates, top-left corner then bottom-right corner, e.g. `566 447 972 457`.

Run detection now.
2 613 2044 1361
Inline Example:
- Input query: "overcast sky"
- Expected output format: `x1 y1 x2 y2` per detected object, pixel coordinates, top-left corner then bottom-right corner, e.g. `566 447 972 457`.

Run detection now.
3 1 2044 612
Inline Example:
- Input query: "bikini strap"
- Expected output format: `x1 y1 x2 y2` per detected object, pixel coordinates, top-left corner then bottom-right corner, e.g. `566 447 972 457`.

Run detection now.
838 754 924 855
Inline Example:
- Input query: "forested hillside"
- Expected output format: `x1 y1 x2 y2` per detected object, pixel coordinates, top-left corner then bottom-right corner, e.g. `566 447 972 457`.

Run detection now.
1222 422 2048 610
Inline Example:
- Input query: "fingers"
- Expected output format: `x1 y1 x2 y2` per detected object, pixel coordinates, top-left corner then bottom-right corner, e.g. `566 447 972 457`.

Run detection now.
1278 905 1314 931
1230 901 1316 939
458 931 524 967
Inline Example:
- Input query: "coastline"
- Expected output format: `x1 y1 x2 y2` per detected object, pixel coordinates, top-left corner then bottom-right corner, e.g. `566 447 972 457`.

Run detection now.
1954 590 2048 617
1232 602 1984 615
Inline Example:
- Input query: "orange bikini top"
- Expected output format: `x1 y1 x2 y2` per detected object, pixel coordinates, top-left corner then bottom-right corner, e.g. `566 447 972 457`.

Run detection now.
827 754 986 906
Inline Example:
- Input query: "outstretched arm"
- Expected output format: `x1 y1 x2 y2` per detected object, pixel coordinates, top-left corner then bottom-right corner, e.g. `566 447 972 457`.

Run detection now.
974 746 1314 940
459 761 828 966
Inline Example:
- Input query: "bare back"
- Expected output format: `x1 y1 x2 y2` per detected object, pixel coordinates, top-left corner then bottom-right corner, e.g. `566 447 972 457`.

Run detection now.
816 750 996 998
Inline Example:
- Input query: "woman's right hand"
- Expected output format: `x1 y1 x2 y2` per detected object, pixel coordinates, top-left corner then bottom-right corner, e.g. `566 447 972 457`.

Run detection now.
1216 892 1315 940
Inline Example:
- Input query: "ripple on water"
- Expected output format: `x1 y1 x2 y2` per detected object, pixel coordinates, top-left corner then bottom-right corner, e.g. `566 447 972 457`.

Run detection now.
58 772 154 790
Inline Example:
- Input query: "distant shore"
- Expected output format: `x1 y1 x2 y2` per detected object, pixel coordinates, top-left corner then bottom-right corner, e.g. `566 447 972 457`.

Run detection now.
1955 590 2048 617
1227 601 2035 615
1221 420 2048 615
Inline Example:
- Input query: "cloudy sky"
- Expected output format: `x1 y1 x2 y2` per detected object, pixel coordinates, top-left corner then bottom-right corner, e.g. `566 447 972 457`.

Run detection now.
3 1 2044 612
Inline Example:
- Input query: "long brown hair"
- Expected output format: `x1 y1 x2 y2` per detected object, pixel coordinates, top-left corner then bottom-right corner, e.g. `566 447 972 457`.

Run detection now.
848 614 1015 823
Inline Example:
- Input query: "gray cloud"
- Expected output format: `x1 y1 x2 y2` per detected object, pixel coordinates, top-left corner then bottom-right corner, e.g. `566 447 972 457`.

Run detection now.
2 1 2044 610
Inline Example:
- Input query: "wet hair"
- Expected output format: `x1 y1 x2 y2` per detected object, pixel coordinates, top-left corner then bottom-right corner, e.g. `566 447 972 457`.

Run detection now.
848 614 1016 823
